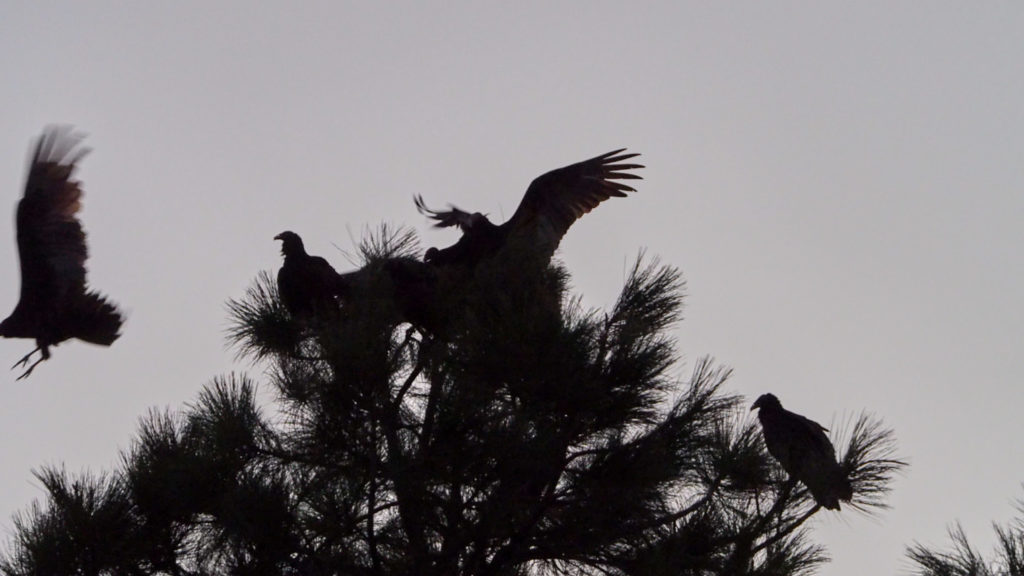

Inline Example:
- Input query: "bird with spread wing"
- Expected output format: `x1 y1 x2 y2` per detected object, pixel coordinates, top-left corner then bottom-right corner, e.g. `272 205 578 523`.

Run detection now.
0 127 124 379
415 149 642 269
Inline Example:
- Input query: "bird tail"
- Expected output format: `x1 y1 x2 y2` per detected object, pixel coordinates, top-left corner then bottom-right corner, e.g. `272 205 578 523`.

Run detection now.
70 291 124 346
835 474 854 504
809 468 854 511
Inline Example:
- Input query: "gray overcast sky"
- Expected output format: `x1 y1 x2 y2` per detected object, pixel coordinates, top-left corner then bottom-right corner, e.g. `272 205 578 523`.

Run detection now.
1 2 1022 573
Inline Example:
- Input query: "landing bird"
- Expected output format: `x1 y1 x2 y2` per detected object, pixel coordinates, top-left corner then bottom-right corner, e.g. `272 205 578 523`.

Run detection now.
0 127 124 379
415 149 642 269
751 393 853 510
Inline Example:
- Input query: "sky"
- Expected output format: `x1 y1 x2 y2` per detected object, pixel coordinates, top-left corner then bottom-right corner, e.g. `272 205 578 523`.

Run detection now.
1 3 1022 574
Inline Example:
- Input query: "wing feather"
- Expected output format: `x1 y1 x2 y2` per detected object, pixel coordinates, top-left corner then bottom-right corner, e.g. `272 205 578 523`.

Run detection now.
414 195 483 231
506 149 642 259
16 126 91 310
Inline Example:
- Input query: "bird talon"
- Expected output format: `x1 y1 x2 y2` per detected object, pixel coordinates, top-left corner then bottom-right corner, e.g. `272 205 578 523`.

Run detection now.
14 354 44 379
11 351 35 370
15 364 37 381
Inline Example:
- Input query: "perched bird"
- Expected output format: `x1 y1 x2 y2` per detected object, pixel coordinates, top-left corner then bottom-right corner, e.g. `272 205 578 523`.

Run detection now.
415 149 642 269
751 393 853 510
274 231 345 319
0 127 124 379
274 231 441 331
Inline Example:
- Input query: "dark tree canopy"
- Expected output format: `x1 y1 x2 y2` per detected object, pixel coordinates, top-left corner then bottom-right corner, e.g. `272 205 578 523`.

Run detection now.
752 393 853 511
0 126 123 379
415 149 642 269
907 493 1024 576
1 224 905 575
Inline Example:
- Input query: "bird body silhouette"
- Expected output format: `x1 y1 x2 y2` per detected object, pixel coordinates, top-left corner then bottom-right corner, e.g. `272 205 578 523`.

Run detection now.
751 393 852 510
0 127 124 379
274 231 345 319
416 149 642 269
274 231 440 331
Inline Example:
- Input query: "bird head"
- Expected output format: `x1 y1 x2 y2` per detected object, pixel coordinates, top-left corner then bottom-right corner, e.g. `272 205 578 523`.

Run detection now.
751 393 782 412
424 247 439 264
274 231 305 257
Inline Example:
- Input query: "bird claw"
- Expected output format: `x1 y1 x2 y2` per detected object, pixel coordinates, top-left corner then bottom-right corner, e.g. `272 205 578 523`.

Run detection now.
14 359 42 381
11 348 44 379
11 351 35 370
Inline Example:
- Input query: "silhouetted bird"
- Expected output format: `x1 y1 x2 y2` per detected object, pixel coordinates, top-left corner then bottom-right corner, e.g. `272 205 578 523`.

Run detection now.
274 231 345 319
0 127 124 379
274 231 441 331
415 149 642 269
751 393 853 510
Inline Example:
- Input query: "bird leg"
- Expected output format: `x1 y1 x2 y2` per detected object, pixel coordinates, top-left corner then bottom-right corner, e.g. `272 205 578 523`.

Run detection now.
12 346 49 380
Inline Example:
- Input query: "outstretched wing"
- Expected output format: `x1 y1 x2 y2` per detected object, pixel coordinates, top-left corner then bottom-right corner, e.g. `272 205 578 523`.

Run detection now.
414 195 483 231
15 126 91 310
506 149 642 259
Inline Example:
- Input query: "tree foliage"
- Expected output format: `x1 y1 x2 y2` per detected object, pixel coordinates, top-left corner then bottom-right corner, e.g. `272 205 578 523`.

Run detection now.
908 494 1024 576
1 228 904 575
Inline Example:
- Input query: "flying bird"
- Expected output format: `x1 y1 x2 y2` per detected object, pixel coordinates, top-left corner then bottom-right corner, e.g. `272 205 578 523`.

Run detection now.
751 393 853 511
0 127 124 379
415 149 642 269
274 231 345 319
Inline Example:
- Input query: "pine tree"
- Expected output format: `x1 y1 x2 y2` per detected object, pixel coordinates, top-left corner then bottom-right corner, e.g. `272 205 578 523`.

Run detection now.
1 228 905 575
907 493 1024 576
